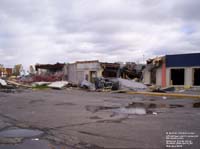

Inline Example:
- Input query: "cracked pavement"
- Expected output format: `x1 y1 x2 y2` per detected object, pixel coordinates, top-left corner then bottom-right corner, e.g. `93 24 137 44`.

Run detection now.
0 89 200 148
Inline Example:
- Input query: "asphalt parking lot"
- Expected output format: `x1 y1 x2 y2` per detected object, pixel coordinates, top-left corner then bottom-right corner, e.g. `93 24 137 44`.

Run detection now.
0 89 199 149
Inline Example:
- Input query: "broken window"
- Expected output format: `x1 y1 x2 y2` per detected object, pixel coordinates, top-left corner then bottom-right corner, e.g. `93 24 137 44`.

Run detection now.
170 69 184 85
193 68 200 86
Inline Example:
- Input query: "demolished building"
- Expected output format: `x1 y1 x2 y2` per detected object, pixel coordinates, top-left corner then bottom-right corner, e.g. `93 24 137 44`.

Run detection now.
35 63 65 74
101 62 120 78
67 61 122 85
34 63 67 82
61 60 144 85
143 53 200 87
68 60 102 84
120 62 145 80
33 61 145 87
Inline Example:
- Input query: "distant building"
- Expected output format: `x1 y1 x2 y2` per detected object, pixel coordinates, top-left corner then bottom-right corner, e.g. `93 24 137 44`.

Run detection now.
0 65 13 78
143 53 200 87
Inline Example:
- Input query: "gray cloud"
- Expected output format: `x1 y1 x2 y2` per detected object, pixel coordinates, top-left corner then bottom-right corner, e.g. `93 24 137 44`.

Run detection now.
0 0 200 69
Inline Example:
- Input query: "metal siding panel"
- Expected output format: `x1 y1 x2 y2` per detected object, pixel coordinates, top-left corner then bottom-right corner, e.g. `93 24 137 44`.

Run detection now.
166 53 200 67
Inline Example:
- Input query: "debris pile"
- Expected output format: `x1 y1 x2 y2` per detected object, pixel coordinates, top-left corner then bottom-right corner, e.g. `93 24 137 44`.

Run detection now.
48 81 69 89
33 72 64 82
120 62 145 80
18 72 64 84
80 80 95 91
94 77 114 90
112 78 147 91
82 77 147 92
0 78 20 93
0 79 7 86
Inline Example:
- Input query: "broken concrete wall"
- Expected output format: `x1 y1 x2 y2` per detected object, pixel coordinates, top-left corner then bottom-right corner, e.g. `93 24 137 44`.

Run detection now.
77 71 85 84
142 68 151 84
67 61 102 85
143 67 162 86
76 61 102 84
62 64 68 80
156 68 162 87
68 63 78 84
77 61 100 70
143 56 164 86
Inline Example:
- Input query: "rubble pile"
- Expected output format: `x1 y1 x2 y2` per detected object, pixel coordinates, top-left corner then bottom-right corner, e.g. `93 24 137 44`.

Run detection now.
0 78 19 93
0 79 7 86
18 72 64 84
120 63 145 80
80 80 95 91
48 81 69 89
113 78 147 91
82 77 147 92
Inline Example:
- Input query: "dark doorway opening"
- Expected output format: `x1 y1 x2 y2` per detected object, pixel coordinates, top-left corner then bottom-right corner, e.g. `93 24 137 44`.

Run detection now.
150 69 156 84
102 69 118 78
194 68 200 86
171 69 184 85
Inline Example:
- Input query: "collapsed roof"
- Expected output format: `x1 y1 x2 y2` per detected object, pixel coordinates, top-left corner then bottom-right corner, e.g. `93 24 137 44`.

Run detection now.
35 63 65 71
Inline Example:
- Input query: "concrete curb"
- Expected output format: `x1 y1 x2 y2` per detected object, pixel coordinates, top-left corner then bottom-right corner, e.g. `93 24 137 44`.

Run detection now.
126 91 200 99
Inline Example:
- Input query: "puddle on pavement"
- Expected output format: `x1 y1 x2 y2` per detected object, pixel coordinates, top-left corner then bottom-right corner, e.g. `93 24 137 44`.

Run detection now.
193 102 200 108
115 102 152 115
149 99 156 101
86 103 151 115
169 104 184 108
118 107 147 115
29 99 45 104
55 102 76 106
89 116 102 119
0 89 16 93
85 105 119 113
86 102 185 115
0 139 66 149
0 128 43 138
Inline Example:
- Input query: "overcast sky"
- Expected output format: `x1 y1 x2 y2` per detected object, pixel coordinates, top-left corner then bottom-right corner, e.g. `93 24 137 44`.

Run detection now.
0 0 200 68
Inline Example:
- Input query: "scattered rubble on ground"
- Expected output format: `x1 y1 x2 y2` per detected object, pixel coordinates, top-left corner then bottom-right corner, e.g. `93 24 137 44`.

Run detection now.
162 86 175 92
0 68 198 97
112 78 147 91
48 81 69 89
0 78 17 93
0 79 7 86
93 77 147 92
32 82 50 87
7 80 31 88
80 80 95 91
